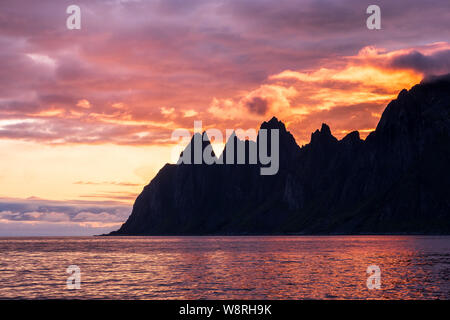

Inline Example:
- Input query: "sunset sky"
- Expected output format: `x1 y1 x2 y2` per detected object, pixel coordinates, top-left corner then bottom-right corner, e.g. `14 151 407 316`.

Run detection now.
1 0 449 235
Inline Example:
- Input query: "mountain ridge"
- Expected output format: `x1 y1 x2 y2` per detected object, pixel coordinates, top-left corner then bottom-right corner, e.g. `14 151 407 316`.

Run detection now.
109 74 450 235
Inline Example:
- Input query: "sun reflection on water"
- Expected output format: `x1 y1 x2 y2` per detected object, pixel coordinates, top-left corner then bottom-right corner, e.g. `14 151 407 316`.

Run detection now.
0 236 448 299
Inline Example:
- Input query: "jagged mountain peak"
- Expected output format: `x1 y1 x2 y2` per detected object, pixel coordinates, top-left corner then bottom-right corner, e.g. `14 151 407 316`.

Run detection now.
111 77 450 236
310 123 337 145
177 131 216 164
320 123 332 135
420 73 450 85
376 73 450 135
341 130 361 146
258 117 300 156
260 116 287 131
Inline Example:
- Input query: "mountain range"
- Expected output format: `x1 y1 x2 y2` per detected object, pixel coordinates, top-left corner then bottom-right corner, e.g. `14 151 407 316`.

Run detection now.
109 74 450 235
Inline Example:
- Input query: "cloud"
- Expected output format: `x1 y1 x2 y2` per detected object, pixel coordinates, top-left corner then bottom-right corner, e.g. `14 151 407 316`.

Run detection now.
78 192 138 202
76 99 91 109
22 211 70 222
73 181 141 186
204 43 437 143
245 97 269 115
389 49 450 75
0 197 131 236
73 211 124 223
182 109 198 118
0 0 449 146
0 117 177 145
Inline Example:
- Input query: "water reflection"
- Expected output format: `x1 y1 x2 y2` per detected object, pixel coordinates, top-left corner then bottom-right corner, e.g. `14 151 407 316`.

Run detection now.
0 236 448 299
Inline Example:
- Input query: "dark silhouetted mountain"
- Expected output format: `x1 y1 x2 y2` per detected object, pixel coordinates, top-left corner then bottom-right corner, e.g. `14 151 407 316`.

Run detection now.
109 74 450 235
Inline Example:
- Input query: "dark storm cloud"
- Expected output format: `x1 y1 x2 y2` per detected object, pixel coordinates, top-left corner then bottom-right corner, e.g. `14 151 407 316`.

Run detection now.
390 50 450 75
245 97 269 115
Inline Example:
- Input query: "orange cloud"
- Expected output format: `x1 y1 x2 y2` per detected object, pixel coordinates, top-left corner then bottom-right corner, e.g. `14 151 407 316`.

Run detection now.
76 99 91 109
205 44 445 144
2 43 446 148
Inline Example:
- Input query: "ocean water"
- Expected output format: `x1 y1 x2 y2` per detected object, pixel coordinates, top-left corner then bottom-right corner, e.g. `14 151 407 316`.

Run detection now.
0 236 448 299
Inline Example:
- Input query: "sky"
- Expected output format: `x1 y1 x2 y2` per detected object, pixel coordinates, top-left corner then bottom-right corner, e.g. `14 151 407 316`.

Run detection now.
0 0 449 235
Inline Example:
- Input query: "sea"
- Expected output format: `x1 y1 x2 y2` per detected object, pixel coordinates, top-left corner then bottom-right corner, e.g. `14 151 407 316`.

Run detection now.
0 236 449 299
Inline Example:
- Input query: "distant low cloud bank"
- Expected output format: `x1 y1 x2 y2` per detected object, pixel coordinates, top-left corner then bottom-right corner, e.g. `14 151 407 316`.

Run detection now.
0 197 130 236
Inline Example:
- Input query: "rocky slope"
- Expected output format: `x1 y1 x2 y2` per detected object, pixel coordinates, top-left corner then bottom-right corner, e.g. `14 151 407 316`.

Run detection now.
109 74 450 235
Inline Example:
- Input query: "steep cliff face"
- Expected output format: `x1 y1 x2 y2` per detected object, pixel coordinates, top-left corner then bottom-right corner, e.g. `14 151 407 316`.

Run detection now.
110 75 450 235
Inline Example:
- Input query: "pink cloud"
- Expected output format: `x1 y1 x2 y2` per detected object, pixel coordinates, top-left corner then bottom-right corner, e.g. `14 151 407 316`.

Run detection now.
0 0 449 146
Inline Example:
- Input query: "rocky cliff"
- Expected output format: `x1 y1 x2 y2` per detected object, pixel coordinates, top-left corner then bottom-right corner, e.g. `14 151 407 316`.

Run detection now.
109 74 450 235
